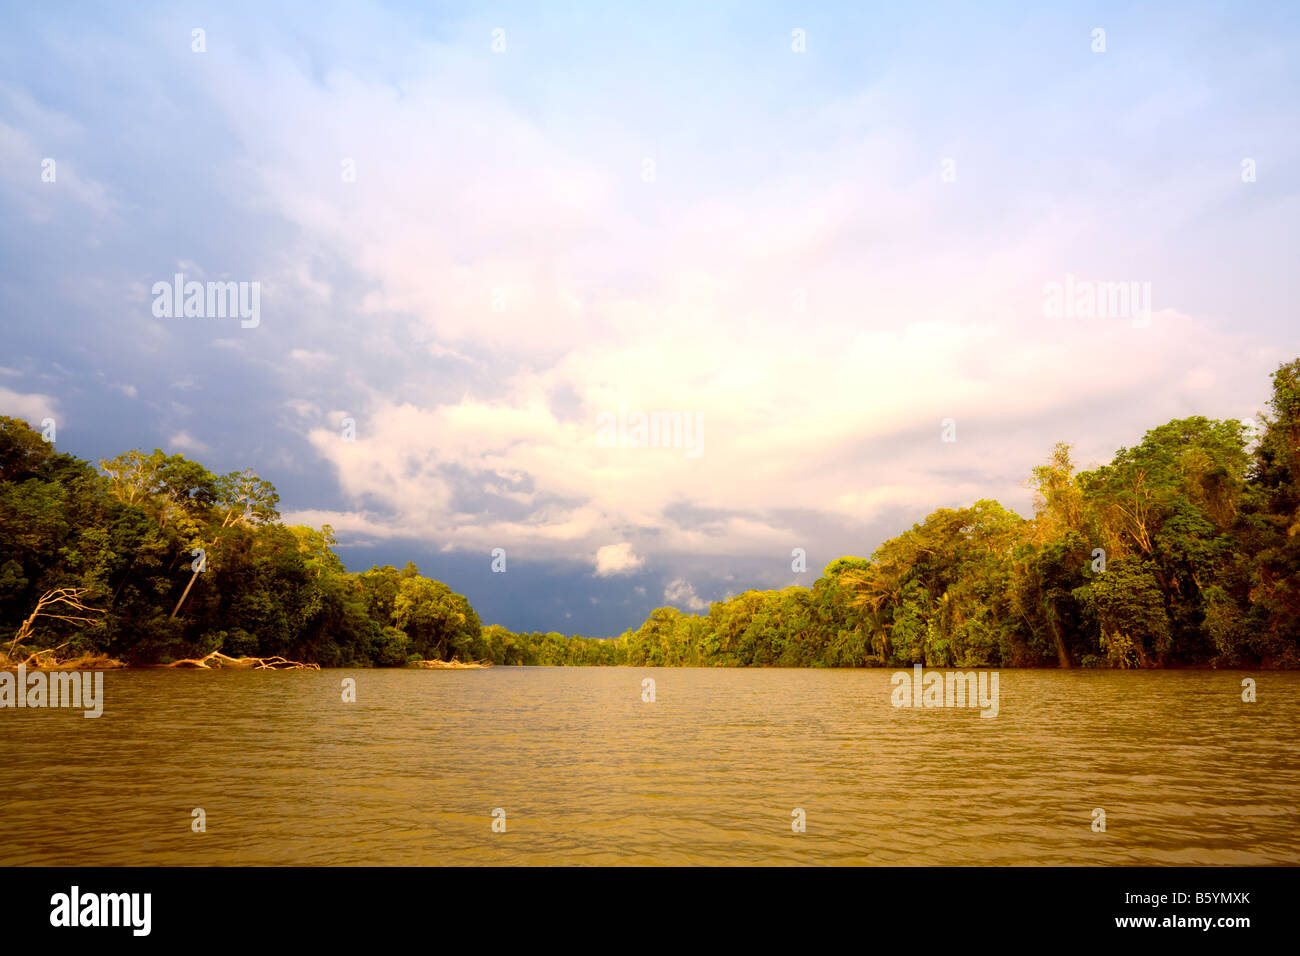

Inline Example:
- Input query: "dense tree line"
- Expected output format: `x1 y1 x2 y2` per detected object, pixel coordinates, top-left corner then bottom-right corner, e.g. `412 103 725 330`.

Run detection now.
0 428 485 666
610 359 1300 669
2 359 1297 668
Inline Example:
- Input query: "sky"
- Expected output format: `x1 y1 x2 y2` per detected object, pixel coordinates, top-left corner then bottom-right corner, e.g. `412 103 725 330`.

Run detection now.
1 0 1298 636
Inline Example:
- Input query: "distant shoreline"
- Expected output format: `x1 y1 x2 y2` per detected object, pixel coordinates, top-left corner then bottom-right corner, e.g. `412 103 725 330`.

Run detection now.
2 660 1287 671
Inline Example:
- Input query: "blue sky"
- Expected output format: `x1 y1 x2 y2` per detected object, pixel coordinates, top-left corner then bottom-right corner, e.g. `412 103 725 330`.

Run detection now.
2 1 1298 635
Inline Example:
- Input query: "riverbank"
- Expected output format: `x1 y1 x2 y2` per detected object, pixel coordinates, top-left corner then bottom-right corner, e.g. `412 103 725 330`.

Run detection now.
1 655 1288 671
0 649 497 671
0 651 126 671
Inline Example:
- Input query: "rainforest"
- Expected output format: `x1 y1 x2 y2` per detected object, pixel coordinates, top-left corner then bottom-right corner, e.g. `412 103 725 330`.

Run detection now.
2 359 1297 670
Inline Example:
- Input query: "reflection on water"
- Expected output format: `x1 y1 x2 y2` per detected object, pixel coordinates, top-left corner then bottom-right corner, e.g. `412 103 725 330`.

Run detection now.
2 668 1297 865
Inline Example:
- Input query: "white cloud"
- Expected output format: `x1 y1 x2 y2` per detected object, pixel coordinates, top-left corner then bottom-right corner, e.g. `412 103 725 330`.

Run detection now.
0 387 57 425
664 578 707 611
168 431 211 456
289 349 333 367
594 543 643 577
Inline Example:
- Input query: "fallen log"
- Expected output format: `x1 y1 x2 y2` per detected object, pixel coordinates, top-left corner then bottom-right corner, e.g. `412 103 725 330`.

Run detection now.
408 658 491 669
166 651 319 670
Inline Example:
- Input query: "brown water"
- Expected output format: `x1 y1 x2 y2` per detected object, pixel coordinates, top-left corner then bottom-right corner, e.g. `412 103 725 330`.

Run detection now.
2 667 1298 865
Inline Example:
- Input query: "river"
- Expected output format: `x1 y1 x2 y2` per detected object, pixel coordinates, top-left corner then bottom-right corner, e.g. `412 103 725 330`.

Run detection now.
2 667 1297 865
